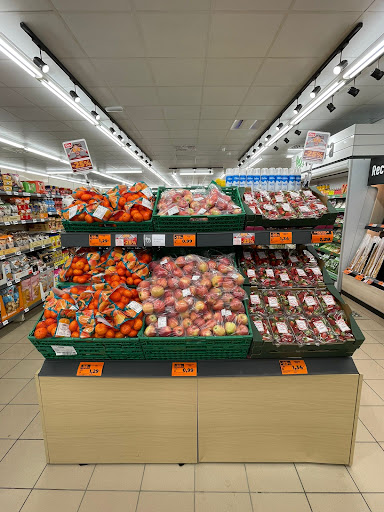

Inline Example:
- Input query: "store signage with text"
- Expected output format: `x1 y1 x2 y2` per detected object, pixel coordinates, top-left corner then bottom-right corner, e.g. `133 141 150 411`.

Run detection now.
368 156 384 185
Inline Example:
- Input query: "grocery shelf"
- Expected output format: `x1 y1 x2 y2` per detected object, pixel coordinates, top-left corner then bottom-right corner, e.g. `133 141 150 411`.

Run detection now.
0 299 43 329
334 223 344 228
0 243 53 260
322 193 347 199
327 270 338 281
365 224 384 232
61 228 334 248
0 190 63 198
0 270 41 291
334 208 345 213
343 270 384 291
317 246 341 256
0 218 50 227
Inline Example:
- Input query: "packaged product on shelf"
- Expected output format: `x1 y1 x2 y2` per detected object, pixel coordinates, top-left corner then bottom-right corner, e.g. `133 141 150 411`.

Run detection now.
22 181 37 194
279 290 303 315
317 290 342 312
250 313 273 342
308 316 338 344
269 315 296 345
297 290 323 316
0 284 21 320
328 310 355 342
21 278 32 307
257 267 277 288
249 290 265 315
262 290 284 315
304 265 324 285
288 316 319 345
30 274 41 302
274 267 294 287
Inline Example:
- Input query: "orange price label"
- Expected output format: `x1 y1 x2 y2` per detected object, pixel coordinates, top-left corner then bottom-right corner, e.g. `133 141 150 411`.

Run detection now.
343 268 352 275
280 359 308 375
77 362 104 376
172 362 197 377
355 274 364 281
89 234 111 246
270 232 292 244
173 234 196 247
311 230 333 244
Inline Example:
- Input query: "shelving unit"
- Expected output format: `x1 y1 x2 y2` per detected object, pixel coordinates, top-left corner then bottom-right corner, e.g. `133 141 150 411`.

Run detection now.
0 299 42 328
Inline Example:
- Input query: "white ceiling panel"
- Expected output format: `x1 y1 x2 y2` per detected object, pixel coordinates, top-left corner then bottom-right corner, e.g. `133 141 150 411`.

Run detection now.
214 0 292 9
293 0 372 11
0 61 40 88
243 86 295 106
124 106 165 120
133 119 169 131
369 0 384 10
110 87 159 106
133 0 210 10
157 87 202 106
208 13 284 58
91 59 154 87
149 59 205 86
168 130 198 139
235 105 281 119
0 88 35 107
199 119 233 130
139 130 170 139
51 0 131 10
163 106 201 119
166 119 199 130
204 58 262 86
0 0 52 10
61 13 145 58
3 106 53 122
254 58 319 86
200 106 239 119
60 59 108 88
138 13 209 58
202 87 248 105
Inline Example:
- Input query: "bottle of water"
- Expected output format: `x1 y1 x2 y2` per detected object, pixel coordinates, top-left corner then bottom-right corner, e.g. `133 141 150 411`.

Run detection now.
246 168 253 189
275 167 282 191
239 168 247 188
267 168 275 192
225 168 233 186
281 168 289 191
232 169 240 188
294 169 302 191
253 168 260 191
288 168 295 191
260 168 268 191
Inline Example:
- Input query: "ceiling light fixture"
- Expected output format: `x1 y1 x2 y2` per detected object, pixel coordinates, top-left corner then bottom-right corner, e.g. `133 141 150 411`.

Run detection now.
0 32 43 78
327 98 336 112
276 122 283 131
180 169 213 176
293 103 302 115
284 138 289 143
273 146 279 151
343 34 384 79
105 169 142 174
333 59 348 75
33 56 49 73
310 85 321 98
265 124 291 147
69 89 80 103
0 136 24 149
25 147 62 162
348 85 360 97
265 134 271 141
295 129 302 136
371 67 384 80
258 143 263 149
91 110 100 121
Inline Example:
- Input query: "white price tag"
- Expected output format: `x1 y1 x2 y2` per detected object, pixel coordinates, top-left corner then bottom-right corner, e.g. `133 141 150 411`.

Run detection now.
15 251 21 256
336 319 351 332
182 288 191 297
194 196 204 201
297 268 307 277
268 297 279 308
141 187 153 199
296 319 308 331
250 294 260 305
55 322 71 337
247 269 256 277
7 281 13 287
128 300 142 313
280 272 290 282
289 255 298 263
312 267 322 275
305 296 317 306
257 251 267 259
33 219 37 223
4 221 10 225
2 319 8 325
275 194 284 203
93 205 108 220
21 220 26 224
24 307 29 313
282 203 291 212
141 198 153 210
276 322 288 334
288 295 299 307
192 275 200 281
157 316 167 328
314 320 328 333
243 251 251 259
221 309 231 317
51 345 77 356
299 205 311 213
152 234 165 246
254 320 264 332
197 208 207 215
244 193 253 202
303 190 313 197
167 206 179 216
266 268 274 278
322 294 335 306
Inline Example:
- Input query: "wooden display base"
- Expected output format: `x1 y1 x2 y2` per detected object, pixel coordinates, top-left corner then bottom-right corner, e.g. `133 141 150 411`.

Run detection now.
36 358 361 465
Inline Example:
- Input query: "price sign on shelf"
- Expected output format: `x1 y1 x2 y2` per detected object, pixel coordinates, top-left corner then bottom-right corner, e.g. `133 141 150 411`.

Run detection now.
279 359 308 375
343 268 352 275
355 274 364 281
89 234 111 247
171 362 197 377
311 230 333 244
233 232 255 245
270 232 292 245
77 362 104 376
173 234 196 247
115 234 137 247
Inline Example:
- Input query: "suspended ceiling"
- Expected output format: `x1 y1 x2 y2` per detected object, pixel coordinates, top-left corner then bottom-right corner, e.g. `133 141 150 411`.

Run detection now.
0 1 384 185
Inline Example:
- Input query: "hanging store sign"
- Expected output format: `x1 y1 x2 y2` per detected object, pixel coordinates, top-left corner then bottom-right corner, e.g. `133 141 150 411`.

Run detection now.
63 138 94 174
368 156 384 185
302 131 330 163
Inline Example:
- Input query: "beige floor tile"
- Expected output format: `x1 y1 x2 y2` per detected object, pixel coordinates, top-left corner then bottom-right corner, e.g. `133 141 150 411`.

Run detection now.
0 344 34 360
0 359 19 377
352 348 371 360
196 492 253 512
0 330 26 344
358 320 384 331
3 359 42 379
36 463 95 490
360 382 384 405
0 404 38 439
246 463 302 492
0 440 46 488
251 493 311 512
295 463 358 492
361 331 383 344
361 343 384 359
354 360 384 379
0 379 30 404
136 491 194 512
20 413 43 440
356 419 376 442
24 348 44 360
307 493 370 512
10 322 36 339
359 406 384 441
366 330 384 343
0 438 15 459
0 344 14 354
141 464 194 491
10 379 38 404
88 464 144 491
364 493 384 512
365 380 384 401
79 491 138 512
348 443 384 491
20 490 84 512
195 463 248 492
0 489 30 512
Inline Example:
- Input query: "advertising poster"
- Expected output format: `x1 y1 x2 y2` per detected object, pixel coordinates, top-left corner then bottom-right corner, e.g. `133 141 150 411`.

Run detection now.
62 139 93 174
302 131 330 163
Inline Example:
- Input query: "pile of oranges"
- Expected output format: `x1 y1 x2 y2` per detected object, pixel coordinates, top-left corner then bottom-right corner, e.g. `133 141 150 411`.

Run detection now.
63 255 92 284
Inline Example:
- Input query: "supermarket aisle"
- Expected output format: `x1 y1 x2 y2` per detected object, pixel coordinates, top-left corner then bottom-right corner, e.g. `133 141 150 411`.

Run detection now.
0 302 383 512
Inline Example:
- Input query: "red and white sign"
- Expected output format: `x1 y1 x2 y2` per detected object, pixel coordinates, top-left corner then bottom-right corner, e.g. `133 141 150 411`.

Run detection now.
303 130 330 163
63 138 94 174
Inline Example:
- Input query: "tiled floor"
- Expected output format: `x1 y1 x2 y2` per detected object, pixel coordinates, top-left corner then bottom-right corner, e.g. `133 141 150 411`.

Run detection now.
0 299 384 512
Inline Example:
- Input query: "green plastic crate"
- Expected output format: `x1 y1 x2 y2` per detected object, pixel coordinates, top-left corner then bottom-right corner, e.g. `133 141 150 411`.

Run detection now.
153 186 246 232
28 313 145 360
139 301 253 360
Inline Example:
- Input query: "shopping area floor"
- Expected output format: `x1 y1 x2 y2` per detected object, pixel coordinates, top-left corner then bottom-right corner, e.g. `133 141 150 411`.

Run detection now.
0 299 383 512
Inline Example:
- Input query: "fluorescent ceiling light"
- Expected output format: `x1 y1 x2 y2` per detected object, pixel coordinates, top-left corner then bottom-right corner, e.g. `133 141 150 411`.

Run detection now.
25 147 61 162
173 174 182 186
98 124 123 146
0 137 24 149
265 124 292 147
0 32 43 78
47 171 73 175
180 170 213 176
252 158 263 166
106 169 142 174
0 164 49 178
344 34 384 79
90 169 132 186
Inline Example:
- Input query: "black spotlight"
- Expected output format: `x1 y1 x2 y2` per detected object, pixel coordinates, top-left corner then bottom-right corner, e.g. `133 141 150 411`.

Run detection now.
333 59 348 75
273 146 279 151
91 110 100 121
284 138 289 144
246 155 251 159
265 134 271 141
258 143 263 149
293 103 302 114
110 127 116 135
371 67 384 80
294 129 301 136
276 122 283 131
33 56 49 73
252 148 257 153
327 102 336 112
69 90 80 103
241 160 245 164
310 85 321 98
348 86 360 97
117 135 123 141
126 142 131 148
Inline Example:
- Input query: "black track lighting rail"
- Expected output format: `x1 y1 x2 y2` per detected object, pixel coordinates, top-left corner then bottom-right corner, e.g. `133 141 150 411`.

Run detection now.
20 21 148 160
239 22 363 161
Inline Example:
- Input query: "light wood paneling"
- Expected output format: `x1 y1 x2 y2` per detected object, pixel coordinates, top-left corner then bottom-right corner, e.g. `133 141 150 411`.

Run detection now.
343 274 384 315
39 376 197 464
198 375 360 464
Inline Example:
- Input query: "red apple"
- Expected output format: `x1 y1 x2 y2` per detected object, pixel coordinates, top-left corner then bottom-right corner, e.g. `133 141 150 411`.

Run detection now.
179 277 191 289
175 256 186 267
222 279 233 291
154 300 165 314
211 275 223 287
190 311 198 322
159 326 172 337
157 278 168 288
218 263 230 274
230 298 242 311
194 300 206 312
138 280 150 289
182 318 192 328
200 277 211 289
173 267 183 277
139 289 150 301
183 263 195 275
236 325 249 335
142 302 154 315
175 299 188 313
186 326 200 336
198 261 208 273
168 317 179 328
206 319 216 329
207 260 217 270
194 317 205 328
164 296 175 308
236 313 248 325
174 289 183 300
195 286 208 298
212 299 224 311
144 325 157 337
151 285 164 298
200 328 213 336
173 326 185 337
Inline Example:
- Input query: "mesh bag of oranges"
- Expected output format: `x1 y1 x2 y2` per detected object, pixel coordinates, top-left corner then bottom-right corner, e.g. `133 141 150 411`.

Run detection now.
59 250 103 284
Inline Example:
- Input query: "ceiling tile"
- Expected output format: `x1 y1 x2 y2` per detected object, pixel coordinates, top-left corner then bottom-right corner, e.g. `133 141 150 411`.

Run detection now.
51 0 131 10
163 106 200 119
293 0 371 11
0 108 23 121
269 13 361 57
166 119 199 130
0 61 41 88
208 13 284 57
4 107 56 121
168 130 198 138
0 88 36 107
61 13 145 58
137 13 209 57
139 130 170 139
61 58 108 87
111 87 159 106
254 58 319 86
236 105 281 119
199 119 233 130
204 58 262 86
83 87 120 107
91 59 154 87
369 0 384 10
132 119 168 131
0 0 52 10
42 106 92 122
200 105 238 119
157 87 202 106
133 0 210 10
214 0 291 8
202 86 248 105
243 86 294 105
149 59 205 86
124 106 165 120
